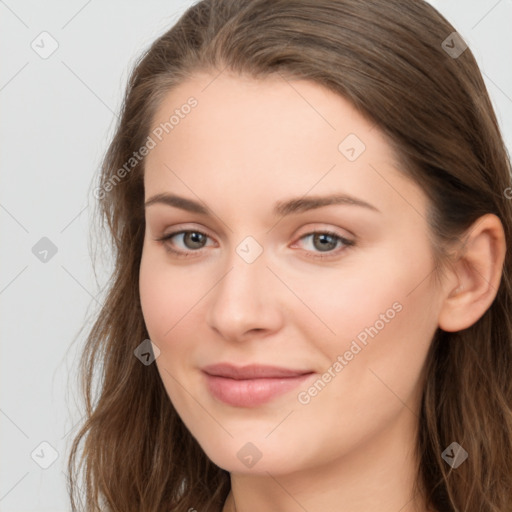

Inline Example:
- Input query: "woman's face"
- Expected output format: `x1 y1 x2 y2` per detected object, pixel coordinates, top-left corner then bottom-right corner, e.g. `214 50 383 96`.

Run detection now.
139 71 445 475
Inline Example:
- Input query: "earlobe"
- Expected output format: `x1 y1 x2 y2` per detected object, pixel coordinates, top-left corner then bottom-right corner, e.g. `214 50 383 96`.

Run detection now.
438 214 506 333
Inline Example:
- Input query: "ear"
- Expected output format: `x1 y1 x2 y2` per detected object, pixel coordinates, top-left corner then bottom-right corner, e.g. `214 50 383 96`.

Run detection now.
438 213 507 332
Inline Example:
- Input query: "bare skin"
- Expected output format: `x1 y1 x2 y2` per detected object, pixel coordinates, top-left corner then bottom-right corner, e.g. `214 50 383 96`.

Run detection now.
139 71 506 512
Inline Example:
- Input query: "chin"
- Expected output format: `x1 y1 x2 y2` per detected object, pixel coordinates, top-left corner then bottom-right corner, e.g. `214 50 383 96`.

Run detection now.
191 431 316 476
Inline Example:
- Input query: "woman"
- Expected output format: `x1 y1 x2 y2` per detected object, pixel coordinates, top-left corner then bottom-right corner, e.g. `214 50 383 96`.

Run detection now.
68 0 512 511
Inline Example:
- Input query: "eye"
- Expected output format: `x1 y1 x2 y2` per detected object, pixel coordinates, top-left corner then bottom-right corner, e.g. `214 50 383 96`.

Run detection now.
155 229 214 258
293 230 355 260
154 228 355 260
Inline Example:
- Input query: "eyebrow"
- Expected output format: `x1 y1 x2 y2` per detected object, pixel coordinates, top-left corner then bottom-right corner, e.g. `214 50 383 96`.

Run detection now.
144 192 380 216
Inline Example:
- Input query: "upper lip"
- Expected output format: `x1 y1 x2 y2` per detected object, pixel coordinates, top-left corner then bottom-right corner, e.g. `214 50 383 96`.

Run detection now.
202 363 313 380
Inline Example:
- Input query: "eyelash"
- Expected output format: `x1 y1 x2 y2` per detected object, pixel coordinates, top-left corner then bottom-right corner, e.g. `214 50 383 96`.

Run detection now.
154 229 355 260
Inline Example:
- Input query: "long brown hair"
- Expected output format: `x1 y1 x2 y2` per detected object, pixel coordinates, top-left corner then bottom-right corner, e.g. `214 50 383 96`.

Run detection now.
67 1 512 510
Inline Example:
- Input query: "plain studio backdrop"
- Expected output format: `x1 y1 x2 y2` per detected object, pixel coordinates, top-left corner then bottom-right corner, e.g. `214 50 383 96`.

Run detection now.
0 0 511 510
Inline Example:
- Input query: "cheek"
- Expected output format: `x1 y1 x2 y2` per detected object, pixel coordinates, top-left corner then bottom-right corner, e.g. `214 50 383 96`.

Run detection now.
288 265 438 463
293 239 439 401
139 249 199 411
139 255 168 341
290 248 435 356
139 246 200 342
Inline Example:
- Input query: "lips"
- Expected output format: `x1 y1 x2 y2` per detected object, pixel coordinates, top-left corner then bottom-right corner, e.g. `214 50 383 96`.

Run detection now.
201 363 315 407
202 363 312 379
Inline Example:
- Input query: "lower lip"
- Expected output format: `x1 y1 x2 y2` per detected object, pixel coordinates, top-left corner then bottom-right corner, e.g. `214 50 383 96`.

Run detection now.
203 372 315 407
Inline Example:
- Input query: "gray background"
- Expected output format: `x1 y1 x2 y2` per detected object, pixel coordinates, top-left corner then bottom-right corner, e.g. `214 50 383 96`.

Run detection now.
1 0 511 510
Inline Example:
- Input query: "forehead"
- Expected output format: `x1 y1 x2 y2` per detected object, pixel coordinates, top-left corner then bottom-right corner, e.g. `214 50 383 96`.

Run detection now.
146 70 389 159
143 71 425 220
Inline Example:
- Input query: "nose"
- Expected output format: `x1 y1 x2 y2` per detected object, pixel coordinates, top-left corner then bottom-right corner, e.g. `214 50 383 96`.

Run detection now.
205 245 284 342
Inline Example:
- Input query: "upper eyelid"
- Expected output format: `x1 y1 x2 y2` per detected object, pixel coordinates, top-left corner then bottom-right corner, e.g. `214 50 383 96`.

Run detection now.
161 227 217 245
159 221 355 239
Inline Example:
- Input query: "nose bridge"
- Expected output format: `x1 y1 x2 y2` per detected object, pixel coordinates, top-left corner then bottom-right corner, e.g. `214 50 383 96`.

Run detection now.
206 235 281 339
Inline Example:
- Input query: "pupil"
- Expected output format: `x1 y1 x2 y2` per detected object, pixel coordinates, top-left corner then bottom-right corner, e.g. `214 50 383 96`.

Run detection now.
186 232 205 248
315 233 336 251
